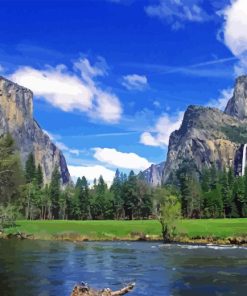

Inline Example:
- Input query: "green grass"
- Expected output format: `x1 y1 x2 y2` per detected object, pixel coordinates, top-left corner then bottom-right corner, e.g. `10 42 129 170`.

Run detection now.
4 218 247 241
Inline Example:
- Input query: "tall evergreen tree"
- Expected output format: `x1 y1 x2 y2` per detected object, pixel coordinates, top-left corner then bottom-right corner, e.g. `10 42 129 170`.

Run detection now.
0 134 23 204
122 171 139 220
49 166 61 219
74 176 90 219
110 169 123 219
25 153 36 183
36 164 44 189
176 160 200 218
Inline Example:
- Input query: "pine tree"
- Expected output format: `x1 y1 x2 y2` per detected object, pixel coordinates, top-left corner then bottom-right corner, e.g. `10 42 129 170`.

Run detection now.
201 168 211 192
122 171 139 220
233 177 244 217
220 168 232 217
209 164 218 190
110 169 123 219
76 176 90 219
49 166 61 219
36 164 44 189
0 134 23 204
25 153 36 183
176 161 195 218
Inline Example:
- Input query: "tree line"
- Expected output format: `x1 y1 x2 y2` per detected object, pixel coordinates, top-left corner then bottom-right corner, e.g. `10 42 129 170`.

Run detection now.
176 160 247 219
0 135 153 220
1 134 247 221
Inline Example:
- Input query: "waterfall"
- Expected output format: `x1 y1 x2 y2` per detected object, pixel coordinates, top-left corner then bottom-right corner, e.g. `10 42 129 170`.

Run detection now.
242 144 247 176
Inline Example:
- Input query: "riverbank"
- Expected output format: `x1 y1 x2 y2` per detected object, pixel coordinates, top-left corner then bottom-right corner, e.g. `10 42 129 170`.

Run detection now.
1 219 247 245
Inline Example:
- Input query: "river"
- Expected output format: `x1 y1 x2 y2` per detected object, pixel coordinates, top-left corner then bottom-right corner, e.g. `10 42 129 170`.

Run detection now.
0 240 247 295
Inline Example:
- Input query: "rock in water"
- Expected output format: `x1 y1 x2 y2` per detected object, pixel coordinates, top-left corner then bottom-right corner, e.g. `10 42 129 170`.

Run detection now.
0 76 70 184
70 283 135 296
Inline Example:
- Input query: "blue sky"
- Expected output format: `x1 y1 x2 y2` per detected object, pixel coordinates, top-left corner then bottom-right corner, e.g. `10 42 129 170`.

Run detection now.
1 0 247 184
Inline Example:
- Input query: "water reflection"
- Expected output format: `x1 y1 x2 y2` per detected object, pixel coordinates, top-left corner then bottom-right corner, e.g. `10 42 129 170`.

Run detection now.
0 240 246 296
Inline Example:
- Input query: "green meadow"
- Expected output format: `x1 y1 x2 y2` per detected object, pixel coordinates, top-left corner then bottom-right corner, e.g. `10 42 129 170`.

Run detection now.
5 218 247 241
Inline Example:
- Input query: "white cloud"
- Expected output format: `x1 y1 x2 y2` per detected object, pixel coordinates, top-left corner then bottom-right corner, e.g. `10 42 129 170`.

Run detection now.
43 130 80 156
153 100 161 108
145 0 210 29
223 0 247 56
122 74 148 90
222 0 247 74
73 56 107 81
55 141 80 156
10 58 122 123
68 165 115 186
207 88 233 110
93 147 152 170
0 65 4 73
140 111 184 147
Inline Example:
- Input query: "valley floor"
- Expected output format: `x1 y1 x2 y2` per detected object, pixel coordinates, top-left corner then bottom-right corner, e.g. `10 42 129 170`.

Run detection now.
1 219 247 245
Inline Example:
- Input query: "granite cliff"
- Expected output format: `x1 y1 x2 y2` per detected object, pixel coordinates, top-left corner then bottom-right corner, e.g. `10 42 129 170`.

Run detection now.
0 76 70 184
142 162 165 187
143 76 247 186
161 75 247 184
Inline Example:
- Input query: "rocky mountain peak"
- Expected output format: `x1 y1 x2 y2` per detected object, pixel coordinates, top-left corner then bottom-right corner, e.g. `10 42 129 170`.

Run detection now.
225 75 247 120
142 162 165 187
160 75 247 185
0 76 70 185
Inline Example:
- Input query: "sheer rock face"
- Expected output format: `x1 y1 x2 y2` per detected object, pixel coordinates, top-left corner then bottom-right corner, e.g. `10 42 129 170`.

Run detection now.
0 76 70 184
143 162 165 187
225 76 247 119
162 75 247 184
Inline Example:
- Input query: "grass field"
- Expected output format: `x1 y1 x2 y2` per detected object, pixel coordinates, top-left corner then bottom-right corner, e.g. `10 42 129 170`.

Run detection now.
4 218 247 241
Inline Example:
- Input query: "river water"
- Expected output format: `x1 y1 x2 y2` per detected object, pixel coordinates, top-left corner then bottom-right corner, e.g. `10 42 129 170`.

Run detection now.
0 240 247 296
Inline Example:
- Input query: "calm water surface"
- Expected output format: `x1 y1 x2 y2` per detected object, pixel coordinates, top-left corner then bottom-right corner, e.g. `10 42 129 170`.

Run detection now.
0 240 247 296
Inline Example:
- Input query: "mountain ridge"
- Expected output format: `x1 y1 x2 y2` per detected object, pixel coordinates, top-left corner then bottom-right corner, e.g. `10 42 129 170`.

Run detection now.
144 75 247 186
0 76 70 184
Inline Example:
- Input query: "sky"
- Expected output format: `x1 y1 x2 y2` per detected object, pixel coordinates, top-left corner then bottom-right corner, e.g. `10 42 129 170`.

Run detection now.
0 0 247 184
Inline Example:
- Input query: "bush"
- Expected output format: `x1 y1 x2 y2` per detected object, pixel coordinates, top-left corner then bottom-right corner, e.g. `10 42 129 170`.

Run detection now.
0 204 18 230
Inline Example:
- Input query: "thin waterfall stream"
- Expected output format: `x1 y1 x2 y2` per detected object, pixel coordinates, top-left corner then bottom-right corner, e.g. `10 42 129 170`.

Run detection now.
242 144 247 176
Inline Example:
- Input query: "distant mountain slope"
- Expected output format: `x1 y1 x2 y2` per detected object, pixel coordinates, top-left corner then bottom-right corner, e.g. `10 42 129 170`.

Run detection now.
162 75 247 184
142 162 165 187
0 76 70 184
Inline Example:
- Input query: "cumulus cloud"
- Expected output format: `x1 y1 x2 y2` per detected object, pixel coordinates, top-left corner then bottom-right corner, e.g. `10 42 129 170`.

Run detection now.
145 0 210 30
222 0 247 74
93 147 152 170
68 165 115 186
207 88 233 110
140 111 184 147
122 74 148 91
10 58 122 123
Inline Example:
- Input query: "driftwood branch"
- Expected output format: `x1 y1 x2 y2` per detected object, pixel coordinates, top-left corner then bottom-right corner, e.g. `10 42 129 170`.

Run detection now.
71 283 135 296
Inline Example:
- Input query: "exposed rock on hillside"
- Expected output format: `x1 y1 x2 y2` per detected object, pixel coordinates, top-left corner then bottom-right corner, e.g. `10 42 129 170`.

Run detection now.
225 76 247 119
142 162 165 187
162 75 247 184
0 76 70 184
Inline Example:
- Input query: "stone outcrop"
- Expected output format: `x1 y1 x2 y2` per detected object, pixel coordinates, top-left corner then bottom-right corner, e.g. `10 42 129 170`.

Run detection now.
161 75 247 184
142 162 165 187
225 76 247 119
0 76 70 184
